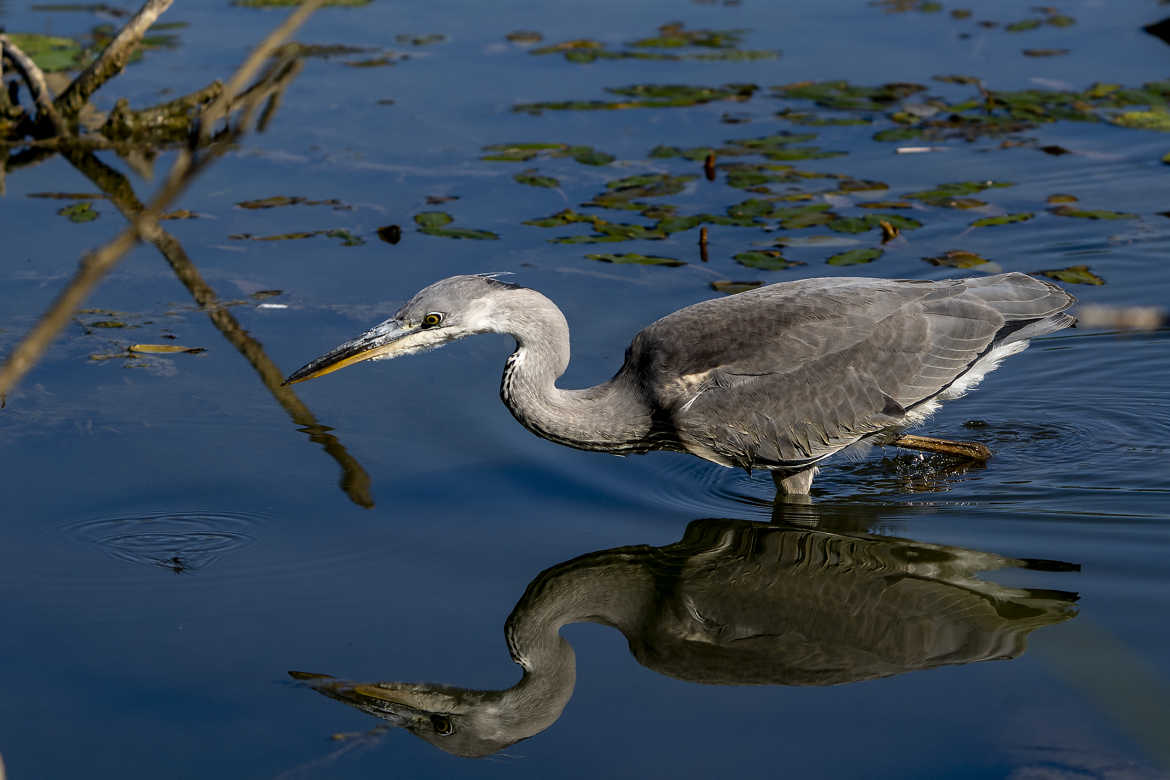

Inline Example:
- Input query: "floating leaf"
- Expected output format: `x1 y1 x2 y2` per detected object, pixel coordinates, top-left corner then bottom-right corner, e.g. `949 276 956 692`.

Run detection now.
414 212 454 229
1048 205 1137 220
57 202 98 223
1111 110 1170 131
1022 48 1070 57
89 320 127 328
1005 19 1044 32
585 253 683 266
514 170 560 188
1046 193 1079 204
733 251 803 270
6 33 86 71
924 250 992 269
711 280 764 294
826 248 883 266
1037 265 1105 285
414 212 498 240
971 213 1034 227
128 344 206 354
908 180 1014 206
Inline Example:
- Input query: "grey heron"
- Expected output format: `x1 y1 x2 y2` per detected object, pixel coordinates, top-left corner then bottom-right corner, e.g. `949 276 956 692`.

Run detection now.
284 272 1075 494
291 516 1077 757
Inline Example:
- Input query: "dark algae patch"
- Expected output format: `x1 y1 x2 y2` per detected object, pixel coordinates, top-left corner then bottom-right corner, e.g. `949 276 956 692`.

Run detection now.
481 143 615 165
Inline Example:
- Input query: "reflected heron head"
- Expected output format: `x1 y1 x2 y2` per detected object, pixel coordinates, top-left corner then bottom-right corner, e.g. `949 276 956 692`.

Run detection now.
290 672 520 758
283 274 523 385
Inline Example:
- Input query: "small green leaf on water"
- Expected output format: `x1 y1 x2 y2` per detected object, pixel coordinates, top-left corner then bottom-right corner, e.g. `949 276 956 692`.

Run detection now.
89 320 126 328
514 169 560 188
1037 265 1105 285
711 280 763 294
1046 193 1079 204
971 213 1034 227
6 33 86 71
826 248 882 266
1005 19 1044 32
1111 110 1170 131
58 202 98 223
585 253 684 267
1048 205 1137 219
733 250 803 270
414 212 454 229
924 249 991 269
1022 49 1070 57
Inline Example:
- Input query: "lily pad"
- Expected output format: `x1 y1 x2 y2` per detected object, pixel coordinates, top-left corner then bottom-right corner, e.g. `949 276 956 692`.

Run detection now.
733 250 803 270
515 83 758 113
481 142 614 165
826 248 883 266
414 212 453 229
924 250 992 269
1048 206 1137 220
970 213 1034 227
585 253 683 267
514 170 560 188
58 202 99 223
908 180 1014 206
1111 110 1170 131
1037 265 1104 285
6 33 86 71
711 280 764 294
414 212 498 240
1046 193 1079 204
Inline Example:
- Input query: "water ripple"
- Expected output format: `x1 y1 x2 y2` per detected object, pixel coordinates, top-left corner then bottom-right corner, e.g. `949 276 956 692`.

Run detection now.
64 511 263 574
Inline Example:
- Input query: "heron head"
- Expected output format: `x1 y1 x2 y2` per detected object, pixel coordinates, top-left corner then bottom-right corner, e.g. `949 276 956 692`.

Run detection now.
289 672 524 758
283 274 522 385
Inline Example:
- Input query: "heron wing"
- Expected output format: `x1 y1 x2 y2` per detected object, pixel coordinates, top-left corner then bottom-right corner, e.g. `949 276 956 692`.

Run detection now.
627 273 1072 468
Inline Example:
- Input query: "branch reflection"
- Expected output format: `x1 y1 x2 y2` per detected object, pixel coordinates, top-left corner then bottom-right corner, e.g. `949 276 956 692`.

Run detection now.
293 513 1079 758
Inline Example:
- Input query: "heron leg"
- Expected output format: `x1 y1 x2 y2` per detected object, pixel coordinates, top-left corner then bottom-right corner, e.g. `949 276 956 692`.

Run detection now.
891 434 991 461
772 466 818 496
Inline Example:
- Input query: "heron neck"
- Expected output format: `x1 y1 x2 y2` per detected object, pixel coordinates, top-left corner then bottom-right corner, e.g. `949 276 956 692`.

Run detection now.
498 550 656 724
498 293 652 452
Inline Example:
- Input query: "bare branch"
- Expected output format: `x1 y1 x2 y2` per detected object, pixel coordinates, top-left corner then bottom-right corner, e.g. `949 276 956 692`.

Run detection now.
0 0 325 399
197 0 324 142
54 0 175 121
0 34 69 134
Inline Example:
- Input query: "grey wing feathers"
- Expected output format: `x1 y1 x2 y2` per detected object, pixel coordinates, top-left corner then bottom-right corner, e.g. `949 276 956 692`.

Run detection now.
628 273 1074 469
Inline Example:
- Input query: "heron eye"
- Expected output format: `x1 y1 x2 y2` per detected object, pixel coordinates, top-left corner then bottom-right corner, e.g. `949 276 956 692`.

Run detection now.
421 312 443 328
430 714 455 736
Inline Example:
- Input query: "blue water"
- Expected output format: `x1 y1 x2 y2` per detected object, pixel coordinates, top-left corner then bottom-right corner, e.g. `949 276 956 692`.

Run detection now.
2 0 1169 777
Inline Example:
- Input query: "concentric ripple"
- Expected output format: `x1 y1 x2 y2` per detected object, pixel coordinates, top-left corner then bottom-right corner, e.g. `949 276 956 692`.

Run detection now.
64 511 262 573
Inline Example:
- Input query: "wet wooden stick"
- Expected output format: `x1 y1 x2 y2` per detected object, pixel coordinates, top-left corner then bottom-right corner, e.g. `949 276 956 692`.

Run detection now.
891 434 992 461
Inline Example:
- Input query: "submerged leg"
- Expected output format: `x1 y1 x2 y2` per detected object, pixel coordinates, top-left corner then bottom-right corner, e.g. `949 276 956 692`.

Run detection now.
891 434 991 461
772 466 818 496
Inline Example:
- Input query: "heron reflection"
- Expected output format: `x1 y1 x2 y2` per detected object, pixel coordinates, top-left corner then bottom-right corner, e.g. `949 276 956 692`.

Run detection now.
284 273 1075 495
292 516 1078 757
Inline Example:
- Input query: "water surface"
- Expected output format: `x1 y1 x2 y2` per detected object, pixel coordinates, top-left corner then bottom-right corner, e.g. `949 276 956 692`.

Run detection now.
1 0 1169 777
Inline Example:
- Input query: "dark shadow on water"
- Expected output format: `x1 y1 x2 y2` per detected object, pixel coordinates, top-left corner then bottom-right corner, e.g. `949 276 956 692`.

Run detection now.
291 511 1079 759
